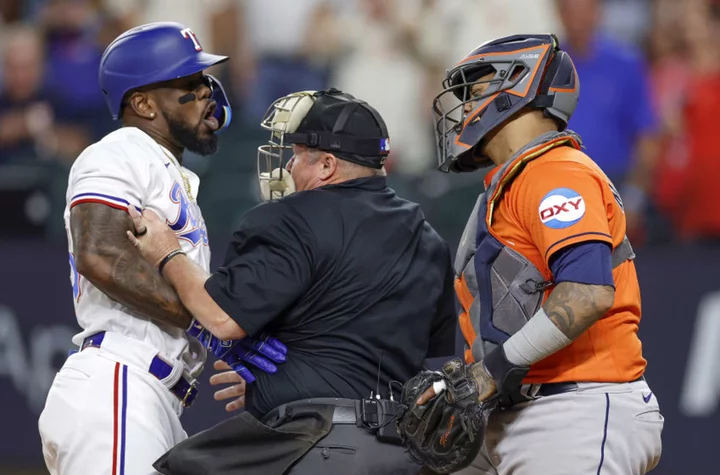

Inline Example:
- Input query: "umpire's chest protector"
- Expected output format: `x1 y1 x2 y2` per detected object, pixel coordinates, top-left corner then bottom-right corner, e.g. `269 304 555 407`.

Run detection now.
455 132 581 365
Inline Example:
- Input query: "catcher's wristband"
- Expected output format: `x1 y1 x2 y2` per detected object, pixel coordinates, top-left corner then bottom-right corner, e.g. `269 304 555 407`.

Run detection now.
158 249 185 276
483 345 529 396
503 307 571 366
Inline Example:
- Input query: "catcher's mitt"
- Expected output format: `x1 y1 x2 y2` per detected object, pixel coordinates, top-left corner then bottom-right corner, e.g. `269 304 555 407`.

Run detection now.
397 359 491 474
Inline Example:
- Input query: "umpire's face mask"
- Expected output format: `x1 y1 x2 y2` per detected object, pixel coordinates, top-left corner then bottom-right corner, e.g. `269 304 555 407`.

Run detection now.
257 92 318 201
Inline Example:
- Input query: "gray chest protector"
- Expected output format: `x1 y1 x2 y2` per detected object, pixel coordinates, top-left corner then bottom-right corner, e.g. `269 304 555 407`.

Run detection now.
453 132 635 364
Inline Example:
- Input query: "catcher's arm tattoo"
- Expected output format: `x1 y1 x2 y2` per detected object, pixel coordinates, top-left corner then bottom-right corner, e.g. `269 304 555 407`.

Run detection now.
71 203 192 329
543 281 615 340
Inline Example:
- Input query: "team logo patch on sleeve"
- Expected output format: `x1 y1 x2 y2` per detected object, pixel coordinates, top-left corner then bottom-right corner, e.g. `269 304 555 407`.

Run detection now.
538 188 585 229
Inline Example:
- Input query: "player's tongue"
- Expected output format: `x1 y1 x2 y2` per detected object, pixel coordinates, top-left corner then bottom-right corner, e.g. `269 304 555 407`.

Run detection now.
203 105 219 131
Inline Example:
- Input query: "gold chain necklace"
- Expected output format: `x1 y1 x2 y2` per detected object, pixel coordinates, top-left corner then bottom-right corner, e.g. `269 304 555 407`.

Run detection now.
161 148 195 202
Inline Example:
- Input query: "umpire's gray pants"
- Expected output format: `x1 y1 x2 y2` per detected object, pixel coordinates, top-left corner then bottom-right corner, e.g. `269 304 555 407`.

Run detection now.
455 379 663 475
287 423 421 474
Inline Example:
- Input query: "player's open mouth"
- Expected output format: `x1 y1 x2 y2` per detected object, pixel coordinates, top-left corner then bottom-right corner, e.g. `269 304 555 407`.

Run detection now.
203 102 219 132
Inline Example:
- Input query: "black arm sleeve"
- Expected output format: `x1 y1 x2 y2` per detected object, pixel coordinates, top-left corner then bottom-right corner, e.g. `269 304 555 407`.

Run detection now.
427 244 457 358
204 200 315 336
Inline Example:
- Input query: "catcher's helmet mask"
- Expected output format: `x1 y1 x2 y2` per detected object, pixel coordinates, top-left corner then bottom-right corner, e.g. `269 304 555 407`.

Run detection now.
432 33 579 173
257 88 390 201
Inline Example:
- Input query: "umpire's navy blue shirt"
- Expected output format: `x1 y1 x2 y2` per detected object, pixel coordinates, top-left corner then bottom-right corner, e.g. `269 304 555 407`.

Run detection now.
205 176 456 417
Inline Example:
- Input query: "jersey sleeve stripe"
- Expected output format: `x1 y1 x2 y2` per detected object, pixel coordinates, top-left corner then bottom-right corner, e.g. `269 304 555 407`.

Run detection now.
71 192 130 205
70 193 142 213
71 198 129 212
544 231 613 260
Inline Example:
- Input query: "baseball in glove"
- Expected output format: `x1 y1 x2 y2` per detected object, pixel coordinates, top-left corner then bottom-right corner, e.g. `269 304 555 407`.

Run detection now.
396 358 492 474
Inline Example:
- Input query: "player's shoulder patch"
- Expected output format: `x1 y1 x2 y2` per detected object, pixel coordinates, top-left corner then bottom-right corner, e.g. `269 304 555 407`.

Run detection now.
538 187 585 229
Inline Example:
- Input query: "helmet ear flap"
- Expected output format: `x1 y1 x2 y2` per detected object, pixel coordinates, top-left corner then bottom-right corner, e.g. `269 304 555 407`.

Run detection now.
206 74 232 131
541 51 577 93
535 50 579 129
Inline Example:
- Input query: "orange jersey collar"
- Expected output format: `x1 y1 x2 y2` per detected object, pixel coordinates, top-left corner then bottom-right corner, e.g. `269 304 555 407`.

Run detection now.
485 133 582 226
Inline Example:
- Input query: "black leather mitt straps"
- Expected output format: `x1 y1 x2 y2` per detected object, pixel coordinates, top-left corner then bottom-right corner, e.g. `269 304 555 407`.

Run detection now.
396 359 490 474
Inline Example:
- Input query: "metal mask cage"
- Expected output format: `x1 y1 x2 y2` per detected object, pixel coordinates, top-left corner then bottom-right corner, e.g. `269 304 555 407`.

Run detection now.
257 142 293 199
432 59 532 172
256 93 312 199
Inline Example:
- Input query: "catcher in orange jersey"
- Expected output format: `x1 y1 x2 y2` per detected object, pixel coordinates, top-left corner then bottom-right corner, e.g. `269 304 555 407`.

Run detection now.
400 34 664 475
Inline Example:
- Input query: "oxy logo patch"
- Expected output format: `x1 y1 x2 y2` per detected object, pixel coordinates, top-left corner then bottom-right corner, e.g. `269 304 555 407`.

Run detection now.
538 188 585 229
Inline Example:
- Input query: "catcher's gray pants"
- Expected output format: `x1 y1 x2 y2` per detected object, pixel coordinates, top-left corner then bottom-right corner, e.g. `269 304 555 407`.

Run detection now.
287 423 420 474
455 379 663 475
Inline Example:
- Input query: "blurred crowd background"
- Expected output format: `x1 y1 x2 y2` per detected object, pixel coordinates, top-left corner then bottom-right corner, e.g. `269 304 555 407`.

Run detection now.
1 0 719 248
2 0 720 473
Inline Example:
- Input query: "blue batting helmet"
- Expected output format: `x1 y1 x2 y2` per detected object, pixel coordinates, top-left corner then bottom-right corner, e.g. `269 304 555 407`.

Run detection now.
99 22 231 130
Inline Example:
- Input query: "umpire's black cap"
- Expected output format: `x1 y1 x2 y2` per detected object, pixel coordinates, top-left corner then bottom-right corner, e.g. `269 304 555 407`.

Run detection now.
283 88 391 169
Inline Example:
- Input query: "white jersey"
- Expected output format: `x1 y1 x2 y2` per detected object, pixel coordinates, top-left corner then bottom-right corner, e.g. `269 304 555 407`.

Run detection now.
64 126 210 372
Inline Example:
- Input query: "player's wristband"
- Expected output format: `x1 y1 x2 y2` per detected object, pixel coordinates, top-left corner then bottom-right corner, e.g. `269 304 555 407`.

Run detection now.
158 249 185 276
484 307 572 397
502 307 572 366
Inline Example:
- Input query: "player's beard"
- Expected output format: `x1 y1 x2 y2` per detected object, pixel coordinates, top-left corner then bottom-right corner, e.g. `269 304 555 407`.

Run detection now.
163 110 218 156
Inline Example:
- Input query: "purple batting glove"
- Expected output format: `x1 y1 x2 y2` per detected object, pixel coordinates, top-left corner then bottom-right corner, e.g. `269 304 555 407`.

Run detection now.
222 353 260 384
222 334 287 383
242 333 287 363
187 320 235 360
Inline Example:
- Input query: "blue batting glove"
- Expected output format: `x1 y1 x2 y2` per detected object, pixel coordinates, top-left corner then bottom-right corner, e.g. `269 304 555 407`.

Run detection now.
186 320 235 360
187 321 288 384
239 333 287 363
223 352 260 383
225 333 288 383
186 321 259 381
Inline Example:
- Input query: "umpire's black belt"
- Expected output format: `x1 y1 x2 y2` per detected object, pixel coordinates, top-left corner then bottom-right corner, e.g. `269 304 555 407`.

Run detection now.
263 398 361 426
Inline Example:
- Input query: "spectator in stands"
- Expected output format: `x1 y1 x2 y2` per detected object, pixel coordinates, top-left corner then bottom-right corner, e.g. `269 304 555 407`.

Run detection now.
0 26 94 164
446 0 563 65
647 0 691 242
102 0 219 50
556 0 659 241
37 0 115 140
0 26 55 163
601 0 653 48
211 0 334 125
672 0 720 241
0 0 23 25
309 0 446 174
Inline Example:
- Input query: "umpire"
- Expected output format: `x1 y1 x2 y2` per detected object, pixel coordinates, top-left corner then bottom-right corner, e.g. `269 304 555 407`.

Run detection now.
127 88 456 474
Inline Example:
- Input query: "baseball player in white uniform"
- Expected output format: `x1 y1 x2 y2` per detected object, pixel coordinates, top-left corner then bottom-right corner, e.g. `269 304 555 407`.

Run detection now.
38 22 287 475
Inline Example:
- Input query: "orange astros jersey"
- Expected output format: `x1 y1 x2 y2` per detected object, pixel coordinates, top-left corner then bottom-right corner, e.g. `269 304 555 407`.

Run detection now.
484 144 646 383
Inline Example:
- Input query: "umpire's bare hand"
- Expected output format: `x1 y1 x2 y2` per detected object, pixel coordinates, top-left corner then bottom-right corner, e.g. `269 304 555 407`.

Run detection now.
126 207 182 268
210 360 247 412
